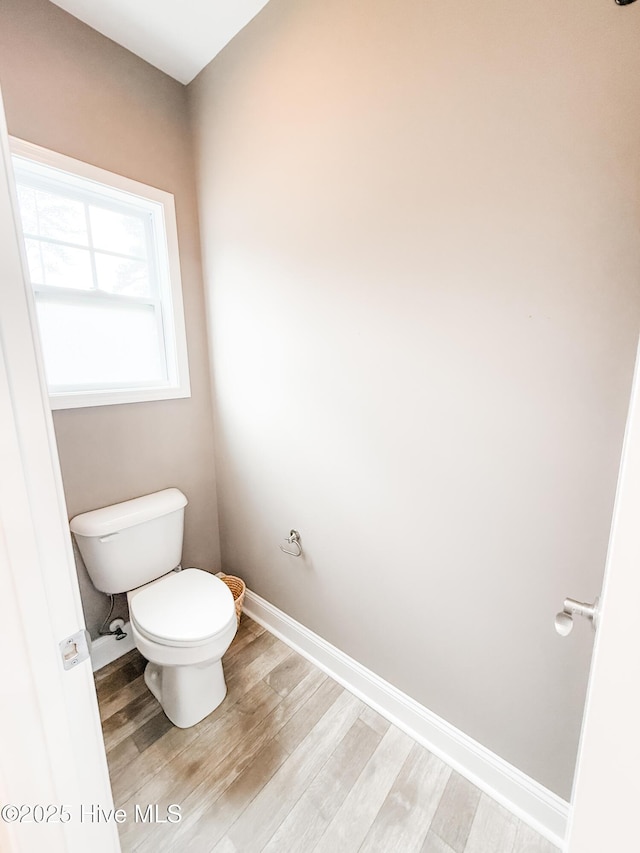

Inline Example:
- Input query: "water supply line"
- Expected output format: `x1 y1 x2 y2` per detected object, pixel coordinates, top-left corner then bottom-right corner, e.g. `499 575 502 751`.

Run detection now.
98 593 128 640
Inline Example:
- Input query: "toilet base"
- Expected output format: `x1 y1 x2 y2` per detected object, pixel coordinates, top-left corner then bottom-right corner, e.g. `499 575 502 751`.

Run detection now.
144 657 228 728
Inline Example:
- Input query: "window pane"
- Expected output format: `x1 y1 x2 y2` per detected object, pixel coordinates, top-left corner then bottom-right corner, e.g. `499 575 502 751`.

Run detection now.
11 144 189 408
24 238 44 285
89 205 148 258
16 185 38 234
40 241 93 290
35 188 88 245
35 298 166 388
95 252 151 298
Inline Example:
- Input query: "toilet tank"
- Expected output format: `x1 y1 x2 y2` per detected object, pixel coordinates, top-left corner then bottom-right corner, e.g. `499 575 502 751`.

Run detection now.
69 488 188 594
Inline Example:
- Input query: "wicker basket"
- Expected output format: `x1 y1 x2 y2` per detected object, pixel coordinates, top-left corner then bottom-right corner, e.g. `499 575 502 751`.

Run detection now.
221 574 246 627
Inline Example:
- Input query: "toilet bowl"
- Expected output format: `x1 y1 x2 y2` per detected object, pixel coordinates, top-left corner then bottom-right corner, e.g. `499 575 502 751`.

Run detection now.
128 568 237 727
69 489 237 728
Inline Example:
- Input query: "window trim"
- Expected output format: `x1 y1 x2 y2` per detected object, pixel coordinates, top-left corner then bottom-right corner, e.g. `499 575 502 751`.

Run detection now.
10 137 191 410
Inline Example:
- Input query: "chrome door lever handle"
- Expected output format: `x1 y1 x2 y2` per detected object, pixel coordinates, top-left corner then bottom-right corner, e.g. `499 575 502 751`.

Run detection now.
555 596 600 636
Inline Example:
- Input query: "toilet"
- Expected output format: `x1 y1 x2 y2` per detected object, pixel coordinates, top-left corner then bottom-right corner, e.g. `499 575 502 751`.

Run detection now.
69 488 237 728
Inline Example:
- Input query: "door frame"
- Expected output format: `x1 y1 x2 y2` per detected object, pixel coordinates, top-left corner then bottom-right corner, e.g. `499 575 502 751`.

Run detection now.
0 87 119 853
564 334 640 851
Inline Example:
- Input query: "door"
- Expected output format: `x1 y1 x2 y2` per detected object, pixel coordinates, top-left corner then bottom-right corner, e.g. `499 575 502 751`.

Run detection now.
0 89 119 852
565 336 640 851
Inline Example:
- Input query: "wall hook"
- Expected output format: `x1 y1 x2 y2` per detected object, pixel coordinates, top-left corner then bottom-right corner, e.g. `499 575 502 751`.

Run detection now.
280 529 302 557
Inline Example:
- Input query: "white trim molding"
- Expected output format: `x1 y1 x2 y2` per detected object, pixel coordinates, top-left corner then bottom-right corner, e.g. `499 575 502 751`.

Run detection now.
243 588 569 848
9 137 191 410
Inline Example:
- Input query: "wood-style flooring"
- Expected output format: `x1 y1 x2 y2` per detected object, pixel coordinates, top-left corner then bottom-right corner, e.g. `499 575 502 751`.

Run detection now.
95 616 560 853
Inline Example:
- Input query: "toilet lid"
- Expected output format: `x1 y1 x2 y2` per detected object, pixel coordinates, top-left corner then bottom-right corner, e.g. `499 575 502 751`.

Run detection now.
129 568 235 645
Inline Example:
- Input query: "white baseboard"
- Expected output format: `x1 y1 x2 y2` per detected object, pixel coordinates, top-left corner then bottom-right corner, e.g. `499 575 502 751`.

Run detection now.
90 621 135 672
243 589 569 848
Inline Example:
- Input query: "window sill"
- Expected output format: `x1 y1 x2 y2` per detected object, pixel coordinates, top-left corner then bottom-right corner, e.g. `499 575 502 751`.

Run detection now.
50 383 191 410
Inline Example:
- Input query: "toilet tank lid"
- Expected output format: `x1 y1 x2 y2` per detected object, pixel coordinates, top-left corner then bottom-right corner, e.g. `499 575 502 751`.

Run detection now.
69 488 188 538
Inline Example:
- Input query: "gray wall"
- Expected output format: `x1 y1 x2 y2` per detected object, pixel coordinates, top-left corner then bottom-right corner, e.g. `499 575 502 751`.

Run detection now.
0 0 221 637
188 0 640 798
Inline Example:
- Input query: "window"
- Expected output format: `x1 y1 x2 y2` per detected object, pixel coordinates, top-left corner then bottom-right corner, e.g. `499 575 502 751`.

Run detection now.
10 138 190 409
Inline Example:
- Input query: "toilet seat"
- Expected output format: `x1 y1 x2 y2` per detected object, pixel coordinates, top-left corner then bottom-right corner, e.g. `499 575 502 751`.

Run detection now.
129 568 235 648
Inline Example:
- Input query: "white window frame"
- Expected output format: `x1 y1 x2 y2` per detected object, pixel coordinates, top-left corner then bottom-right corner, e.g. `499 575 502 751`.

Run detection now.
9 137 191 410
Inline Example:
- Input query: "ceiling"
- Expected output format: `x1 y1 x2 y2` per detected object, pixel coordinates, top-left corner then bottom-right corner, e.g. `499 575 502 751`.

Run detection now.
49 0 271 85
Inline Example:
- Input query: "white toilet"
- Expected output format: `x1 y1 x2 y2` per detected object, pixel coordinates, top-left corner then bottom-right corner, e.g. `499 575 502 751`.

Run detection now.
70 488 237 728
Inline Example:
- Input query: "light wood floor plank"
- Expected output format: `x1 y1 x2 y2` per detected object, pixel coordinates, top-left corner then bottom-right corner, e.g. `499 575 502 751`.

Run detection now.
94 621 558 853
185 736 291 853
224 628 279 673
222 618 266 664
264 651 314 698
273 675 343 754
114 622 294 804
513 822 560 852
262 718 383 853
117 674 280 807
312 723 415 853
429 770 482 853
464 794 519 853
109 713 199 804
359 743 452 853
102 688 161 753
117 677 282 849
132 667 331 853
206 839 234 853
218 690 365 852
104 732 140 782
243 616 265 637
359 704 391 737
224 639 293 705
132 709 174 753
94 647 144 688
99 673 149 723
420 831 457 853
